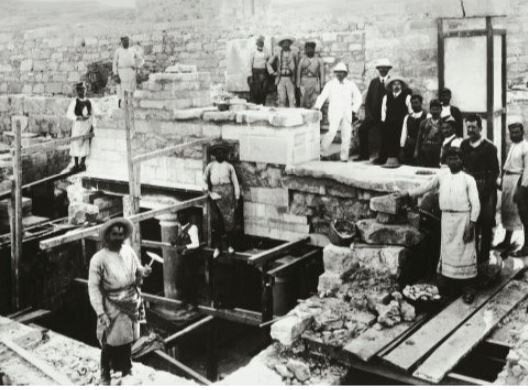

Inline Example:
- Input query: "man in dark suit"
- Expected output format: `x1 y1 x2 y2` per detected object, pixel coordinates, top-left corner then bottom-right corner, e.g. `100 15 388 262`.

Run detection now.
355 58 392 161
439 88 464 137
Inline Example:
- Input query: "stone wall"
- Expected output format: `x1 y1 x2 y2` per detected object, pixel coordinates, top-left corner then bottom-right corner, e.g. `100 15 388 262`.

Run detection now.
0 0 525 110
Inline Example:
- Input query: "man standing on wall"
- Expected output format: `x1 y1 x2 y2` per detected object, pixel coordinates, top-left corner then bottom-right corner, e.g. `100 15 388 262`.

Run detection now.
267 36 297 107
376 76 412 167
439 88 464 137
113 36 144 109
248 36 270 105
297 41 325 109
460 114 500 271
496 120 528 257
88 218 151 385
355 58 392 162
314 62 362 162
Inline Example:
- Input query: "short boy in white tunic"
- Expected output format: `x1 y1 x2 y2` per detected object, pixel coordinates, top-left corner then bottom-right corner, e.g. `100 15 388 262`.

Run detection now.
399 142 481 303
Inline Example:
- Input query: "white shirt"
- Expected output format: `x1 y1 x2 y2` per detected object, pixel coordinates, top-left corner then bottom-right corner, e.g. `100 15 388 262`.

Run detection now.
504 139 528 187
381 92 413 122
314 78 362 122
409 170 481 222
113 47 144 73
441 105 452 118
181 223 200 250
400 110 424 147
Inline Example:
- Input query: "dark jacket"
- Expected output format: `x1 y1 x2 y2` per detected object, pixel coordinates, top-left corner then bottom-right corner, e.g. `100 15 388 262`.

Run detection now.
364 77 387 122
460 138 500 202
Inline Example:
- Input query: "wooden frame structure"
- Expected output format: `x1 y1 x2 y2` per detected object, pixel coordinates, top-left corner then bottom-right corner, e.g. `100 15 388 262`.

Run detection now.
437 15 507 161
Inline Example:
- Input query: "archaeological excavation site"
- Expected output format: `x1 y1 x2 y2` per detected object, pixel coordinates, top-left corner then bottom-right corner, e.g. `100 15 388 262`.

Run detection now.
3 0 528 386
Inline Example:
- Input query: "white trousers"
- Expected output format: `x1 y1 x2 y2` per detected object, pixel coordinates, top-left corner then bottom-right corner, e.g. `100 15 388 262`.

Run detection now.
321 115 352 161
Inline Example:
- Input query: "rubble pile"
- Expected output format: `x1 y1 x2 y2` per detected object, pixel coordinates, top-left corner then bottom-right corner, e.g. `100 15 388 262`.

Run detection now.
366 291 416 328
490 298 528 346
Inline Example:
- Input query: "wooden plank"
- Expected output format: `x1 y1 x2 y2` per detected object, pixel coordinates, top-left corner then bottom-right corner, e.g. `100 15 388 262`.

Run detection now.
247 237 310 268
39 195 208 250
14 310 51 324
377 313 429 357
343 320 422 362
132 137 212 164
21 134 93 155
267 249 319 276
445 372 491 386
0 171 83 201
11 118 22 311
6 307 33 319
383 264 519 371
413 280 528 384
0 337 73 385
152 350 212 385
164 315 214 344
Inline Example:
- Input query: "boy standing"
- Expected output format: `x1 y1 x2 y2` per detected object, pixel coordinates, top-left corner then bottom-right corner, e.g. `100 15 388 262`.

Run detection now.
414 99 443 168
398 141 480 303
399 94 426 165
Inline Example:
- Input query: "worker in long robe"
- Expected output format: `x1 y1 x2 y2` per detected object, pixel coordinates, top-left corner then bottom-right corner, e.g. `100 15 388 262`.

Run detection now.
171 209 201 306
314 62 362 162
113 36 144 108
88 218 151 385
460 114 500 268
496 121 528 257
248 36 270 105
66 82 95 172
204 143 241 259
297 41 325 109
399 141 480 303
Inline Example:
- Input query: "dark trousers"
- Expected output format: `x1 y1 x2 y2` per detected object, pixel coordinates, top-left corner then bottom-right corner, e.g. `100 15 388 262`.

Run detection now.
476 192 497 263
101 343 132 379
249 69 268 105
177 253 200 305
437 275 476 298
379 121 403 161
417 144 441 168
357 118 378 158
516 186 528 240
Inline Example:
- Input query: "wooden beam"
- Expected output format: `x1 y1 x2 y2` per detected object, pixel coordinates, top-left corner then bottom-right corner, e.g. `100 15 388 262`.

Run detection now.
20 134 94 155
73 278 262 326
141 239 176 250
39 195 208 250
164 316 214 344
383 263 520 371
267 249 319 277
14 309 51 324
0 337 73 385
11 118 23 311
413 280 528 383
445 372 491 386
247 237 310 268
132 138 212 164
152 350 212 385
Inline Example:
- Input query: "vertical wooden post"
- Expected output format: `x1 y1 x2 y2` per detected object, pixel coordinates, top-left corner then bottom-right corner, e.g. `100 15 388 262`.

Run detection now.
10 118 23 311
486 16 494 140
206 319 218 382
123 90 141 253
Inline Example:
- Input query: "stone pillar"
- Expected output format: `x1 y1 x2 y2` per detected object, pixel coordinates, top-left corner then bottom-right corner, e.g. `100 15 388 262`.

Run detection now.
156 213 181 299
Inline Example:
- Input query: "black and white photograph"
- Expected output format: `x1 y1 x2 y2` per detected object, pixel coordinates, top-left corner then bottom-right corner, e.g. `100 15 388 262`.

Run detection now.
0 0 528 387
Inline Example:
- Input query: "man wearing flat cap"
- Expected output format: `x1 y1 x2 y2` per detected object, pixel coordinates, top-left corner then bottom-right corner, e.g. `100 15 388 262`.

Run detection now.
355 58 392 162
113 36 144 109
267 36 298 107
297 41 325 109
88 217 152 384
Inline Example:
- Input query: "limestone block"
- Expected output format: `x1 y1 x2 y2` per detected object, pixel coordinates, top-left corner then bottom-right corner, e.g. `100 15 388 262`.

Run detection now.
202 110 236 123
268 111 304 127
165 64 197 73
370 194 405 215
270 314 312 347
172 107 210 120
235 110 271 125
317 272 342 294
20 59 33 72
249 187 289 207
323 244 359 275
68 202 100 225
356 219 423 247
286 360 310 382
309 233 331 248
350 243 409 276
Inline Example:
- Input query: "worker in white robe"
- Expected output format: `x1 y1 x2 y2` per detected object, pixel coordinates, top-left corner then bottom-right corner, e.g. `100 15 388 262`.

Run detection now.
88 218 151 385
113 36 144 108
66 82 95 171
314 62 362 162
496 121 528 256
399 141 480 303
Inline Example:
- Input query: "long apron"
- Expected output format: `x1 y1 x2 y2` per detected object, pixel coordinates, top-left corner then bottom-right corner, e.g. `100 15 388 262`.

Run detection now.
438 211 477 279
118 67 137 100
501 173 522 230
212 183 236 233
70 118 92 157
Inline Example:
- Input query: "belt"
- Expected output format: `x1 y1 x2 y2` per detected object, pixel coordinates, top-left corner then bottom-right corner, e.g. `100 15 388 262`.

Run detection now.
443 209 469 214
280 71 292 76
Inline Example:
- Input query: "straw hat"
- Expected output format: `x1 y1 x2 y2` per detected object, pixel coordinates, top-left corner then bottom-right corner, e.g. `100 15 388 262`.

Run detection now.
209 142 230 156
100 217 134 244
386 76 407 91
375 58 393 69
277 36 295 45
